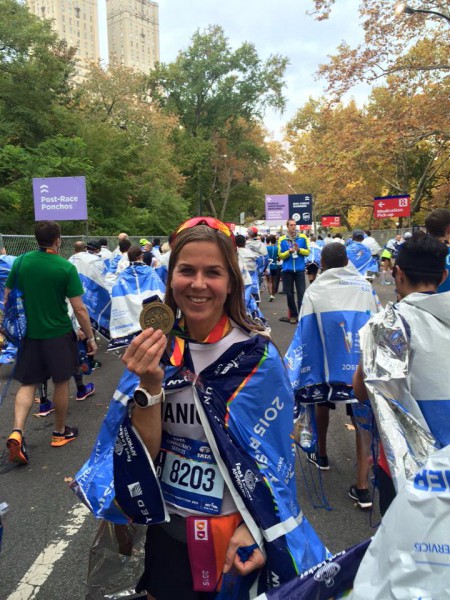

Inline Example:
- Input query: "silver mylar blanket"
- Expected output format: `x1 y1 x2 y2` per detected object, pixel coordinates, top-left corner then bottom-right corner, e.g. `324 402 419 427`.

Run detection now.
351 444 450 599
358 299 439 491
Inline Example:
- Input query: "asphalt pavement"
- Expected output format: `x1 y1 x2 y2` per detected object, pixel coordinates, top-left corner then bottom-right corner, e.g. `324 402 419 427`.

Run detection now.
0 276 397 599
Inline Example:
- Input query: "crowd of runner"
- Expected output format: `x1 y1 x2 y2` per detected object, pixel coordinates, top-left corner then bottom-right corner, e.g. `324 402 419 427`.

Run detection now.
1 208 449 599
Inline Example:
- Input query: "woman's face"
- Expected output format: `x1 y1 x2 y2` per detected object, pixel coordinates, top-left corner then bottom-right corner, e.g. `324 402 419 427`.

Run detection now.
171 241 231 340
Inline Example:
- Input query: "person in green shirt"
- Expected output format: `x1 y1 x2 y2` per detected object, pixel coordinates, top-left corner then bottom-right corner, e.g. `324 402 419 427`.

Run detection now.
5 220 98 465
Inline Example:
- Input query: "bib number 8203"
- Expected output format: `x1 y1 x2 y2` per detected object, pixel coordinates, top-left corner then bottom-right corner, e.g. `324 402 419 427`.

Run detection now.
169 459 216 492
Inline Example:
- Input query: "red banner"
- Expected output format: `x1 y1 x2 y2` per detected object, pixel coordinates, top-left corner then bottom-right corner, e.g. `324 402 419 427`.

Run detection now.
300 225 311 231
225 222 236 232
374 195 410 219
321 215 341 227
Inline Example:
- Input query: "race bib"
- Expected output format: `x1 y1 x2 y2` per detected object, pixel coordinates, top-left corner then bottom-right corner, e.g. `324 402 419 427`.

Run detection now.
156 434 224 515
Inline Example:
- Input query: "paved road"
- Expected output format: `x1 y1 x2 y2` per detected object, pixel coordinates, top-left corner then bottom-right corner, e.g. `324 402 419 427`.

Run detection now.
0 278 396 599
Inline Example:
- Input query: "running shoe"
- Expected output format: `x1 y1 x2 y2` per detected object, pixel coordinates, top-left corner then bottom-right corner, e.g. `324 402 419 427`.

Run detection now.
290 317 298 324
306 451 330 471
269 295 275 302
76 383 95 401
51 426 79 447
33 400 55 418
90 360 102 371
279 316 291 322
6 430 29 465
348 485 372 509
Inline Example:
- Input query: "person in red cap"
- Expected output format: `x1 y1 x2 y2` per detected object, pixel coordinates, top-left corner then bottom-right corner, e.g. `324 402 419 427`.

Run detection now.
246 227 267 258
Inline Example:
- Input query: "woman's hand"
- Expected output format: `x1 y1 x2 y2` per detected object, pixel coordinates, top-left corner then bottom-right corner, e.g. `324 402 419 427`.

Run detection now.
223 522 265 576
122 328 167 392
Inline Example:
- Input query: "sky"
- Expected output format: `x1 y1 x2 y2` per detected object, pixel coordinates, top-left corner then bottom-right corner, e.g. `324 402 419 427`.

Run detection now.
98 0 369 139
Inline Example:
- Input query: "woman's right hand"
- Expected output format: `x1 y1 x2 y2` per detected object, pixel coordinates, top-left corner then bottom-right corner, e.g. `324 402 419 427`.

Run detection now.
122 328 167 391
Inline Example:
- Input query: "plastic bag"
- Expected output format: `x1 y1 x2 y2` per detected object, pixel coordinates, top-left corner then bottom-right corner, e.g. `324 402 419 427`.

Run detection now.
351 445 450 599
2 286 27 347
85 520 146 600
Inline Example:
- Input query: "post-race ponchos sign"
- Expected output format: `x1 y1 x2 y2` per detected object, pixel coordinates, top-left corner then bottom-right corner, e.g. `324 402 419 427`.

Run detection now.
33 176 88 221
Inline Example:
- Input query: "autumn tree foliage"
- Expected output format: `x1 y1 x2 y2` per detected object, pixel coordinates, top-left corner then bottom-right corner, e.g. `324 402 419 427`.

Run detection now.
309 0 450 98
286 76 450 228
282 0 450 229
286 99 376 229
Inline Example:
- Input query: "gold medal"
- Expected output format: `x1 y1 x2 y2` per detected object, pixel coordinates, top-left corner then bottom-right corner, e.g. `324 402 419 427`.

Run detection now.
139 302 175 335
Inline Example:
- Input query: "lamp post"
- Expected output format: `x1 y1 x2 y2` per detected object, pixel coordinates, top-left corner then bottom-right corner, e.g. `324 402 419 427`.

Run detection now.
395 3 450 24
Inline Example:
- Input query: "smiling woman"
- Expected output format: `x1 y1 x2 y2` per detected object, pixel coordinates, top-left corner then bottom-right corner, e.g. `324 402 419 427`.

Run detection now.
119 217 326 599
169 242 231 341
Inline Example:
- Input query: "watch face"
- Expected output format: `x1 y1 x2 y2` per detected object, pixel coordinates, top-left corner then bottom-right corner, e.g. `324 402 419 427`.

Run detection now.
133 389 149 408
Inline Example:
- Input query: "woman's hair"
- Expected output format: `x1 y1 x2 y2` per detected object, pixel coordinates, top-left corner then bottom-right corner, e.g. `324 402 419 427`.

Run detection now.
267 234 277 244
165 225 264 334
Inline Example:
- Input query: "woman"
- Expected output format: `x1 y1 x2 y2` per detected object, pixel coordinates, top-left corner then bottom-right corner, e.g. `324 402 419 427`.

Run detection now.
121 217 325 599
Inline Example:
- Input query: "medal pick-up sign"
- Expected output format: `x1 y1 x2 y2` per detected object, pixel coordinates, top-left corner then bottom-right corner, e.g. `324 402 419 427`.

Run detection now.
33 176 88 221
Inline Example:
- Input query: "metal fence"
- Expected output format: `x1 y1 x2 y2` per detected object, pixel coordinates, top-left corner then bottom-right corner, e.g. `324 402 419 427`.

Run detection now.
0 235 169 259
370 228 411 247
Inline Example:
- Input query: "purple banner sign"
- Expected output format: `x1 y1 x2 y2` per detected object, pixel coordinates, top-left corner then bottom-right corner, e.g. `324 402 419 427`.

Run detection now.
33 176 88 221
265 194 289 221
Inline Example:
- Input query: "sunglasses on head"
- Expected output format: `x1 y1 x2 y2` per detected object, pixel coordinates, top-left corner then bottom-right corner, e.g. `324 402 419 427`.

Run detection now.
175 217 236 247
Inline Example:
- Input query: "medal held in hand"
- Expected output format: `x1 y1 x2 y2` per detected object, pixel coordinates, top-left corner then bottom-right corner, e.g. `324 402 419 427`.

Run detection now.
139 302 174 335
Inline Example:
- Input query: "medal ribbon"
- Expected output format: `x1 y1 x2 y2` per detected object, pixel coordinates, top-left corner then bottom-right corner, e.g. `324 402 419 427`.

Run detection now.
170 314 232 367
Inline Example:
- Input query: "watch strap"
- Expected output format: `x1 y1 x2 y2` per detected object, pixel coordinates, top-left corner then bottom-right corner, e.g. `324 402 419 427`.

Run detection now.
133 386 165 407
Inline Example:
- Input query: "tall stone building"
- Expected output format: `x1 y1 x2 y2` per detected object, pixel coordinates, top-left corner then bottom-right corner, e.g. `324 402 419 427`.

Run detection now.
27 0 100 81
106 0 160 73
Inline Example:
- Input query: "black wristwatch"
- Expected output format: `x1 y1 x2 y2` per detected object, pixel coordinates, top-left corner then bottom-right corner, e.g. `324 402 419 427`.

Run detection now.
133 386 165 408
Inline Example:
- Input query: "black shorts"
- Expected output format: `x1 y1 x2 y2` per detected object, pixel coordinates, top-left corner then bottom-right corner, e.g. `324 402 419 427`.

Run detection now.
14 330 78 385
136 521 217 600
318 401 354 417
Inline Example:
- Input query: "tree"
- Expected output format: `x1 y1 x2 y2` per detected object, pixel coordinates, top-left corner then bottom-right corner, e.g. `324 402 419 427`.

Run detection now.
309 1 450 98
286 98 376 229
0 0 77 146
0 0 83 231
76 64 188 234
146 25 288 219
286 81 450 229
358 80 450 218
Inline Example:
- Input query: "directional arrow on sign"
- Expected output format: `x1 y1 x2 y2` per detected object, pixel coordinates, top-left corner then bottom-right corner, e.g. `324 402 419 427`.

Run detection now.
378 202 385 207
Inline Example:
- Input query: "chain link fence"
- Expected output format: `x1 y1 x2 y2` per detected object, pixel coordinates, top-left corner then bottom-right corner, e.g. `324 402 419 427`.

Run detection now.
0 235 169 259
0 228 414 258
369 228 411 247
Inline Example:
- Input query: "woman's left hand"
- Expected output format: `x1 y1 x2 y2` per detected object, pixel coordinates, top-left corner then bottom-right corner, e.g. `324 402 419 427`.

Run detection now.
223 522 265 576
